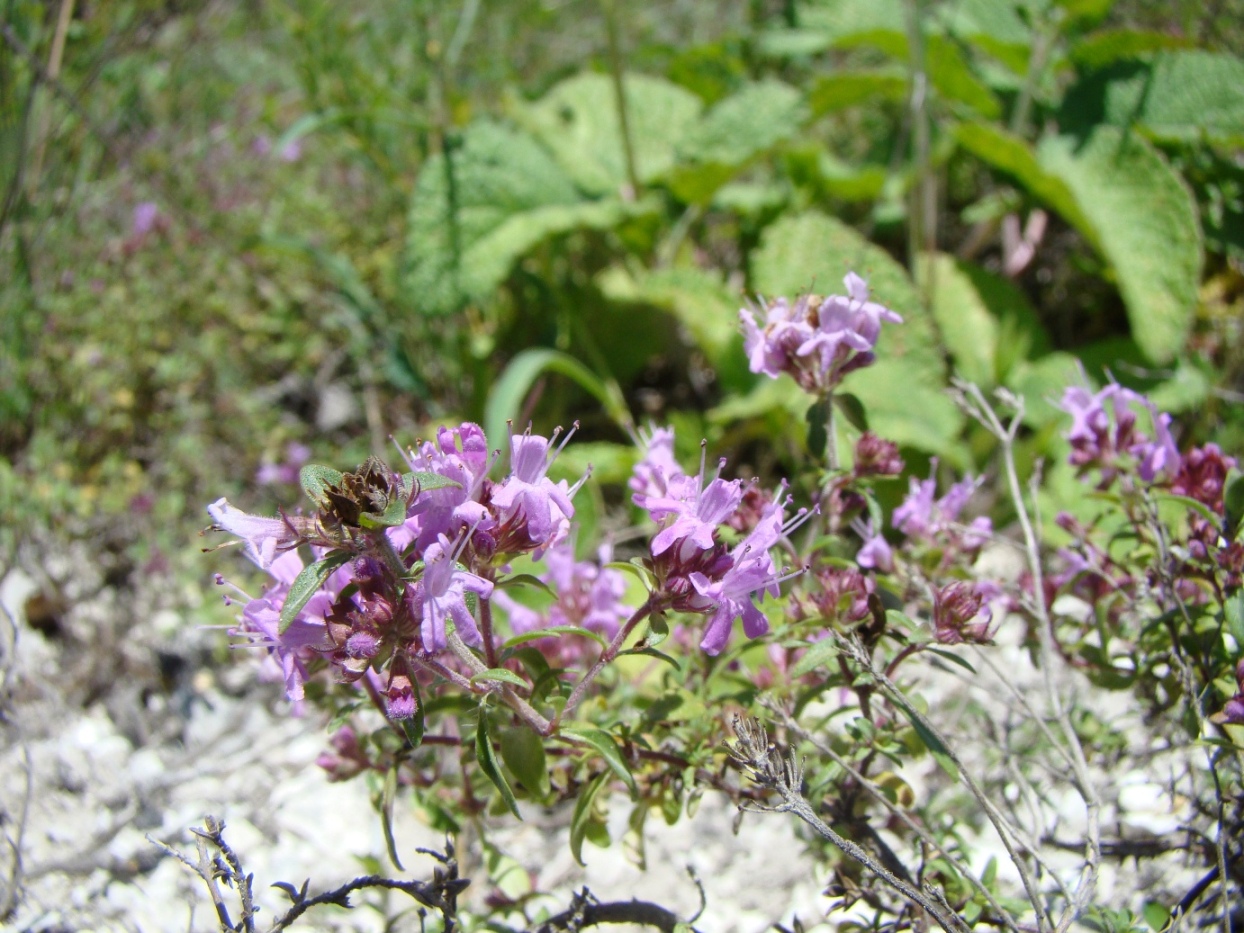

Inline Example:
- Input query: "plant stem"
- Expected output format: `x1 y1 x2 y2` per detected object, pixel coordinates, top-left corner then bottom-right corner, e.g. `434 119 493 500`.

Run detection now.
552 595 658 731
601 0 640 199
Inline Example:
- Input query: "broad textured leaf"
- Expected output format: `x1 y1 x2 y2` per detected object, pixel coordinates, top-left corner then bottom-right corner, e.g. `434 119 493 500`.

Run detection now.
807 71 906 117
1060 51 1244 144
677 80 806 169
938 0 1031 72
279 552 351 633
920 252 1048 386
960 124 1202 362
559 725 636 793
518 73 703 196
1005 352 1084 427
476 705 521 819
404 119 643 316
926 35 1001 118
1037 128 1202 363
1068 28 1191 70
499 727 551 798
750 211 962 454
800 0 905 43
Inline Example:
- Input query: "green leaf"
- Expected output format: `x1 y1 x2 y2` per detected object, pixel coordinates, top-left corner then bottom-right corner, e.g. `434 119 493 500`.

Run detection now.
300 463 344 508
1036 128 1201 363
981 854 998 886
925 647 978 675
833 392 869 433
1222 469 1244 543
791 639 840 678
502 625 607 649
920 252 1049 386
403 119 645 317
485 348 631 457
1141 901 1170 932
960 123 1202 363
896 703 960 780
382 764 404 871
807 70 907 117
676 79 806 169
569 772 608 865
499 727 551 799
518 72 703 196
595 265 748 387
470 668 530 689
805 398 830 459
1061 51 1244 144
406 471 461 494
1068 28 1190 70
559 725 636 794
476 705 521 819
279 552 351 634
494 573 555 595
619 646 682 671
1225 590 1244 648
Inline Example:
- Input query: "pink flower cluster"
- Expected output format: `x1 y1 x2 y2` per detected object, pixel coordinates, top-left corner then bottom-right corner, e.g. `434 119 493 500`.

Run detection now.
740 273 902 396
630 427 808 654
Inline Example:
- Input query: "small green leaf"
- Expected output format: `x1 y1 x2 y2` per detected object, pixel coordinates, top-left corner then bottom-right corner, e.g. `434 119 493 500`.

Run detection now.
896 703 960 780
471 668 530 689
791 639 840 678
300 464 344 507
476 705 521 819
618 646 682 671
502 626 607 649
981 854 997 887
606 559 657 588
925 647 978 675
638 613 669 649
495 573 555 595
406 470 461 494
499 727 551 799
570 772 608 865
1142 901 1170 932
1224 590 1244 647
560 725 636 794
1224 469 1244 543
833 393 869 433
806 398 830 459
382 764 404 871
359 494 409 529
280 552 351 633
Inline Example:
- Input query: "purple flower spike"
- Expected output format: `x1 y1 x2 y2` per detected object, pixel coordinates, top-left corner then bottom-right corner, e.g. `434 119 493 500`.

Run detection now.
490 427 583 555
740 273 902 396
418 533 494 653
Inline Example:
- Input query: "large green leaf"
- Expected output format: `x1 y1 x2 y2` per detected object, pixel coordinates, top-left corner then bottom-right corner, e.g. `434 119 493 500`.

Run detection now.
800 0 905 43
807 71 907 118
1060 51 1244 144
959 124 1202 362
749 212 962 454
677 80 806 167
1036 128 1202 363
1068 28 1191 71
595 265 748 387
403 119 643 316
517 73 703 196
920 252 1049 387
938 0 1031 73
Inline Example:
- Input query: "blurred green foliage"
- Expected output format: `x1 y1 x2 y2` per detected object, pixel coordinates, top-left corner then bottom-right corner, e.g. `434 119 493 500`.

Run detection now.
2 0 1243 580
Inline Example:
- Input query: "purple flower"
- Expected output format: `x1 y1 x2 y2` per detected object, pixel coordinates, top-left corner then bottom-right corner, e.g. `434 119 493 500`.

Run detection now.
417 533 494 652
740 273 902 396
256 442 312 486
490 427 583 556
932 581 995 645
230 551 334 709
208 498 303 570
650 476 744 558
132 202 160 237
856 523 894 573
399 422 494 552
1058 381 1181 484
630 425 683 508
892 462 991 550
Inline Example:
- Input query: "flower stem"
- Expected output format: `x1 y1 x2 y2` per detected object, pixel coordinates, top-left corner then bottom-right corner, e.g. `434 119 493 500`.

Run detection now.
552 594 658 732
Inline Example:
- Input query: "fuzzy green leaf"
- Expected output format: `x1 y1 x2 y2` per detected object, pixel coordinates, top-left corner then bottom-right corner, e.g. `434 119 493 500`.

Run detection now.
300 464 344 508
560 725 636 794
279 552 351 634
476 705 521 819
499 727 551 799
